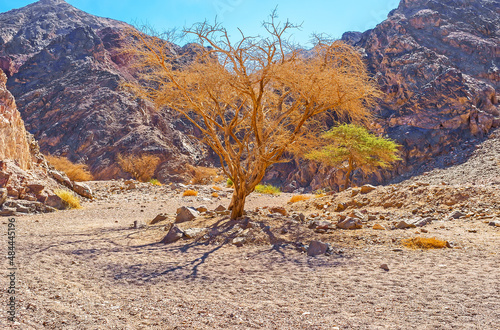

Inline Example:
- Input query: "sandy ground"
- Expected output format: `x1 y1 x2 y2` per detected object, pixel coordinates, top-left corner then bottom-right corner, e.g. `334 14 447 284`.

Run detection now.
0 177 499 329
1 129 499 329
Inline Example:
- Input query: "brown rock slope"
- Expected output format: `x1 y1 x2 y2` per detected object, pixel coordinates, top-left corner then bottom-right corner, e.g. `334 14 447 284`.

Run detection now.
273 0 500 191
2 0 207 181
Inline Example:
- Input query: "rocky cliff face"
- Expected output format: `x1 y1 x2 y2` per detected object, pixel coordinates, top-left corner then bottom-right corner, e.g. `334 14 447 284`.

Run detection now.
271 0 500 191
1 0 207 181
0 70 31 170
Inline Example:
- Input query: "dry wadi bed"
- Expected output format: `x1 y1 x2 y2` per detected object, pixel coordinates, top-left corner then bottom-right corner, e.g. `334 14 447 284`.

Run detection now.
1 172 499 329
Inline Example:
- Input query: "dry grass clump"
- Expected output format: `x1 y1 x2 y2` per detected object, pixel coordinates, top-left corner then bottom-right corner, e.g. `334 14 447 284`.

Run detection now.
212 186 222 191
182 189 198 197
149 178 162 186
254 184 281 195
186 165 219 185
211 192 219 198
117 153 160 182
401 237 449 249
289 195 311 203
46 155 93 182
54 189 81 209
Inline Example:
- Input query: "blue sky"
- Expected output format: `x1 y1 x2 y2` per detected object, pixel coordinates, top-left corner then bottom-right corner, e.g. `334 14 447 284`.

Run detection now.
0 0 400 46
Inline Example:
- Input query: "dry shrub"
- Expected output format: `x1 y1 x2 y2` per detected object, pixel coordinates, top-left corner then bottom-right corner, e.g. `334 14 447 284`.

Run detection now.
289 195 311 203
183 189 198 197
402 237 449 249
212 186 222 191
46 155 93 182
213 175 225 183
254 184 281 195
54 189 81 209
186 165 219 185
211 192 219 198
117 153 160 182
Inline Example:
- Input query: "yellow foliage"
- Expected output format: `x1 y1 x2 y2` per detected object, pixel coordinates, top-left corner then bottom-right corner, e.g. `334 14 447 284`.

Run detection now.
211 192 219 198
186 165 219 185
254 184 281 195
182 189 198 197
116 153 160 182
46 155 93 182
212 186 222 191
401 237 449 249
289 195 311 203
54 189 81 209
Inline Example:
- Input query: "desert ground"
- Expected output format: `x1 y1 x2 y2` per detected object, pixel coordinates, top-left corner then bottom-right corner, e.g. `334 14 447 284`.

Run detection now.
1 132 500 329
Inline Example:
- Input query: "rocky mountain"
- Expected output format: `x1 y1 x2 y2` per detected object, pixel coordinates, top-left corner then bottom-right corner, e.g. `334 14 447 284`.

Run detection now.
270 0 500 191
1 0 498 190
1 0 208 181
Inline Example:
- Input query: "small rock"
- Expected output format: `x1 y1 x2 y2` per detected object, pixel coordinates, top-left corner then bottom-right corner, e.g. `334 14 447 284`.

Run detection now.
310 220 334 230
337 217 363 230
196 205 208 213
214 205 226 212
360 184 376 194
372 223 386 230
132 220 146 229
184 228 207 238
161 225 185 244
45 194 66 210
380 264 389 271
27 182 45 195
335 203 347 212
420 228 429 233
270 206 287 216
150 213 168 225
73 182 93 199
351 188 360 197
232 237 246 247
488 221 500 227
395 220 416 229
0 188 7 206
307 240 329 256
448 210 465 219
175 206 199 223
0 206 16 216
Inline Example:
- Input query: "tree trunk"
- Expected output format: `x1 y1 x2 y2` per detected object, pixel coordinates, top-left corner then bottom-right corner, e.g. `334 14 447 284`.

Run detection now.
229 186 247 220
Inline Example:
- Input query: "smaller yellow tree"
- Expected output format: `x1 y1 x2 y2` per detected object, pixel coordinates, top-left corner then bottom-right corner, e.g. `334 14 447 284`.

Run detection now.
116 153 160 182
306 124 401 190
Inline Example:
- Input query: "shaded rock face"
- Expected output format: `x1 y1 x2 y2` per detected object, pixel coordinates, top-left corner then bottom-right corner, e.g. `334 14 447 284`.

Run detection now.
271 0 500 191
2 0 208 181
0 70 31 170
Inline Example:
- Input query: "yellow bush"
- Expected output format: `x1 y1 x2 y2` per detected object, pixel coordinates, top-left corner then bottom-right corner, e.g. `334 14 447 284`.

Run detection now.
186 165 219 185
212 186 222 191
289 195 311 203
54 189 81 209
46 155 93 182
401 237 449 249
149 179 162 186
182 189 198 197
211 192 219 198
254 184 281 195
117 153 161 182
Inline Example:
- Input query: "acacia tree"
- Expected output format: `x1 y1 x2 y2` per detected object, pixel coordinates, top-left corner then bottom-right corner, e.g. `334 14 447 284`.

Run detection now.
306 123 401 190
124 14 380 219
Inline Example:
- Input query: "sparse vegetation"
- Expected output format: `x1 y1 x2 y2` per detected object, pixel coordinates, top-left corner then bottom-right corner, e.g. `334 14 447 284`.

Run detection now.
116 153 161 182
212 186 222 191
254 184 281 195
182 189 198 197
125 11 379 219
211 192 219 198
54 189 81 209
306 124 401 190
226 178 234 188
149 178 162 186
402 237 449 249
289 195 311 203
186 165 219 185
46 155 93 182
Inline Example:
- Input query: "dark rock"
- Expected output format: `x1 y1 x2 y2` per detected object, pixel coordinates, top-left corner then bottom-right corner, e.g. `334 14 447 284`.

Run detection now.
150 213 168 225
175 206 198 223
161 225 185 244
307 240 329 256
337 217 363 230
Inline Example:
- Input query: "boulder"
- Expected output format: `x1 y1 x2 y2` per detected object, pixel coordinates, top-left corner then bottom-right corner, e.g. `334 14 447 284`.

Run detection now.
175 206 199 223
150 213 168 225
337 217 363 230
45 194 66 210
307 240 329 256
161 225 185 244
72 182 93 199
